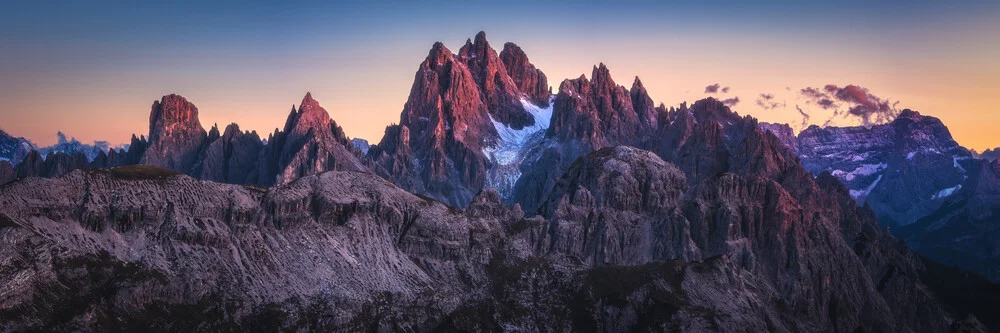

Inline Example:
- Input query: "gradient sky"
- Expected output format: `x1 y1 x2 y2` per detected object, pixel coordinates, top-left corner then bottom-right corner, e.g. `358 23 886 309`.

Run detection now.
2 1 998 151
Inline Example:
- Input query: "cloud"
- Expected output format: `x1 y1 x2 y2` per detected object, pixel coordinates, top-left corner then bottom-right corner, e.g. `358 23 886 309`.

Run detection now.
721 97 740 106
755 93 786 110
721 86 730 93
705 83 721 94
799 84 900 126
795 105 810 130
800 87 827 99
817 99 836 109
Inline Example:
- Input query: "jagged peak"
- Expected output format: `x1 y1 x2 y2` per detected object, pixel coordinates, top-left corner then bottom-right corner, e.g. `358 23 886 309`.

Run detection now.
223 123 242 136
426 42 454 65
500 42 524 56
591 63 616 88
631 76 645 91
474 31 488 45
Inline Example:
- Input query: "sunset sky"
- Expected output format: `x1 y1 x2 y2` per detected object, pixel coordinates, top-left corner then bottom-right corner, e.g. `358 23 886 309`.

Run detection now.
2 1 998 151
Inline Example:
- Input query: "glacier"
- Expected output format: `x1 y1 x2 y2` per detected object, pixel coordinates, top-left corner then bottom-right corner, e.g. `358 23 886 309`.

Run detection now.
483 97 554 199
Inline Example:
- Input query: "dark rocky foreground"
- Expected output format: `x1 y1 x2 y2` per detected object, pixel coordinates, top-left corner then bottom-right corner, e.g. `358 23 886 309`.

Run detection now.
0 148 990 332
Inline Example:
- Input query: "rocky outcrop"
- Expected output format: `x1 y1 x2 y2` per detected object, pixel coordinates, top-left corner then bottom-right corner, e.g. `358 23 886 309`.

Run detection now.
261 93 366 186
141 94 209 173
458 31 535 130
759 122 799 154
630 77 659 136
499 42 550 107
547 64 642 148
367 39 499 207
12 150 90 180
512 64 654 213
199 123 263 184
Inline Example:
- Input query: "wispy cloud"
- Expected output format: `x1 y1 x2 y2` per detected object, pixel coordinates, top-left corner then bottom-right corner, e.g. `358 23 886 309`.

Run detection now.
795 105 810 130
755 93 786 110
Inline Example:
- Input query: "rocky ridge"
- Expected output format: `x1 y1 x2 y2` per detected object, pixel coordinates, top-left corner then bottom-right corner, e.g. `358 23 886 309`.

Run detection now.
0 145 986 331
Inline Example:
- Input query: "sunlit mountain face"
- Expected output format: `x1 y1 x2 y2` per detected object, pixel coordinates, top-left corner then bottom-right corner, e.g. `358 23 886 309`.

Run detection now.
1 2 999 332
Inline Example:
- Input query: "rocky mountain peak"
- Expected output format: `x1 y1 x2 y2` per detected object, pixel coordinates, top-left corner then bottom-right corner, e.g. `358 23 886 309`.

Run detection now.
140 94 208 173
458 31 535 129
270 93 364 185
284 92 341 142
630 76 658 133
499 42 550 107
426 42 453 67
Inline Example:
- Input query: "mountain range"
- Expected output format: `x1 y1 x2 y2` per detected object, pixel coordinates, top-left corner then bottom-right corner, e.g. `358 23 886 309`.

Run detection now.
1 32 997 332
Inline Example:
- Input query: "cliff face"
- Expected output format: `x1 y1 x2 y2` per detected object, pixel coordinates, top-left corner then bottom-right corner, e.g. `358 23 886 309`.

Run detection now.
265 93 367 186
141 94 209 173
367 32 554 208
499 42 550 108
198 123 263 184
0 151 978 331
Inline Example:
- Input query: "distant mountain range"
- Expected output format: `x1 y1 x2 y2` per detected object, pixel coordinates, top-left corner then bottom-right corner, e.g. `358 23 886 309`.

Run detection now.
0 32 997 332
761 110 1000 282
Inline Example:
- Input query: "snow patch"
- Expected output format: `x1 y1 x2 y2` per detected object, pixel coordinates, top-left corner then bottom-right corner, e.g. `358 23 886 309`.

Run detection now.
484 97 555 198
931 184 961 200
850 174 882 200
830 163 887 181
953 155 968 173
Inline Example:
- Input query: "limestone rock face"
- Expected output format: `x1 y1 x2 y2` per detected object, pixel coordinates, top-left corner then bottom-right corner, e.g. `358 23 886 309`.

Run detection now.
458 31 535 130
367 40 498 207
513 64 652 214
759 122 799 154
141 94 208 173
265 93 367 186
630 77 659 136
199 123 263 184
547 64 642 148
499 42 550 108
